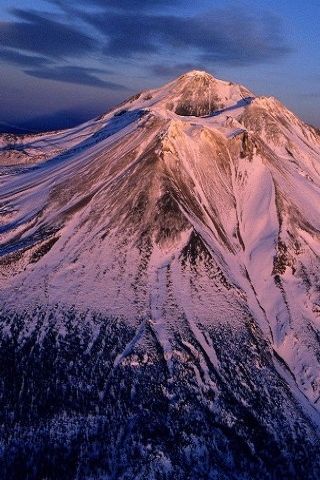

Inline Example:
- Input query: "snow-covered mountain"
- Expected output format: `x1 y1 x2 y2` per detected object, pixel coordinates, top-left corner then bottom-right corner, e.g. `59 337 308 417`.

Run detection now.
1 70 320 479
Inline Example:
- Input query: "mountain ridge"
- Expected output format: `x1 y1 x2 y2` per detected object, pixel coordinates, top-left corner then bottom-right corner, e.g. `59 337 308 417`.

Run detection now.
0 70 320 479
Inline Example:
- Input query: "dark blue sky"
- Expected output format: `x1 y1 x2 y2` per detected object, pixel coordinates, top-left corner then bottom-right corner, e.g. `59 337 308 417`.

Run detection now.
0 0 319 132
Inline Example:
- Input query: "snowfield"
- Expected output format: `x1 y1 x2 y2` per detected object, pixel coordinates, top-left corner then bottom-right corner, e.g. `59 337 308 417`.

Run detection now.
0 70 320 479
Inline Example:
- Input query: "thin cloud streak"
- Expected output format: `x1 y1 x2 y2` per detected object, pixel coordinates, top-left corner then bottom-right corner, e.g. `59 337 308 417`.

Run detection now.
0 8 95 57
25 65 128 89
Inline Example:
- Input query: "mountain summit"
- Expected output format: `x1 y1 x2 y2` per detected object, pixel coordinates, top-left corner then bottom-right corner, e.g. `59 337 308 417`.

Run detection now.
0 71 320 479
133 69 254 117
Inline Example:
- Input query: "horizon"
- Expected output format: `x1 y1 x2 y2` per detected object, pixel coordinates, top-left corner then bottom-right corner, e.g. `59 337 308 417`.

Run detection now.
0 0 319 132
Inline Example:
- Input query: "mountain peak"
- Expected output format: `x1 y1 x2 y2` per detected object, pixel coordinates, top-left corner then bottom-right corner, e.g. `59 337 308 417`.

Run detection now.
1 66 320 479
125 70 255 118
181 69 213 78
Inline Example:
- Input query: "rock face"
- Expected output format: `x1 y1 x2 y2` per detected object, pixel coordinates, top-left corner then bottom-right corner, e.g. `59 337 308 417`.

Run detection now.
0 70 320 479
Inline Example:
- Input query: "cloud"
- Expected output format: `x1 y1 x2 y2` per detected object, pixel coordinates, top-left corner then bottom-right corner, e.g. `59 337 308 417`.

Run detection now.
1 4 291 69
0 47 125 90
0 49 50 67
0 9 95 58
24 65 128 89
78 7 291 65
49 0 178 12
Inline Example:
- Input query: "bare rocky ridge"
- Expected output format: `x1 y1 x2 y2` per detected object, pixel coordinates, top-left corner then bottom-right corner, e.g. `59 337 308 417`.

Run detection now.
0 70 320 479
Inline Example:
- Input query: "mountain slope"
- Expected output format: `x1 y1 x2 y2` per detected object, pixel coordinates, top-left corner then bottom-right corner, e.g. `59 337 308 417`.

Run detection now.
0 70 320 479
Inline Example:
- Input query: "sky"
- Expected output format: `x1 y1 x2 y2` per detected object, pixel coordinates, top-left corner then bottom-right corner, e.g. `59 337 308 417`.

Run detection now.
0 0 319 132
